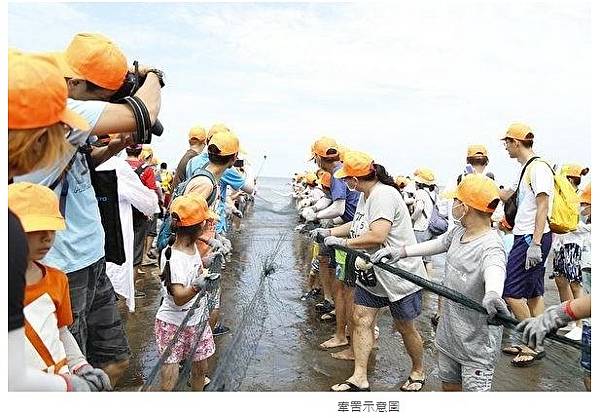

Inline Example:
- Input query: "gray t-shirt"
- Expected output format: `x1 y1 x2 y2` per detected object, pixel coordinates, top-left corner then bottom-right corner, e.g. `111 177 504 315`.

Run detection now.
350 182 425 302
435 226 507 368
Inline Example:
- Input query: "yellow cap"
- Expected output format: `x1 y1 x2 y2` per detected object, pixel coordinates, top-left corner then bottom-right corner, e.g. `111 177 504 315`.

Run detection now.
443 173 500 213
208 131 239 156
304 172 318 185
188 125 207 142
414 168 436 186
8 182 66 232
560 164 589 178
467 144 488 158
207 123 230 141
311 136 338 160
334 151 374 179
502 122 534 141
395 176 410 188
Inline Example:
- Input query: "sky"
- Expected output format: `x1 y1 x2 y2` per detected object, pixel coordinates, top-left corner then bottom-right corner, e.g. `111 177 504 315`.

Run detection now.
7 0 592 186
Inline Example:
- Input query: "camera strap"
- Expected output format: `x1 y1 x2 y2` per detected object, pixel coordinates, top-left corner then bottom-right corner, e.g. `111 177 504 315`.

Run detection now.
120 96 152 144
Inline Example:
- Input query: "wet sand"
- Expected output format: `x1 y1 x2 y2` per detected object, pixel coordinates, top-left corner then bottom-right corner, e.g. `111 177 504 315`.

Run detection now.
115 179 585 392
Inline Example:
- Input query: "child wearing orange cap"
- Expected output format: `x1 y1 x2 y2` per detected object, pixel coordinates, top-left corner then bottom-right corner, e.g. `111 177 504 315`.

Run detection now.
9 183 111 391
156 193 219 391
373 174 510 391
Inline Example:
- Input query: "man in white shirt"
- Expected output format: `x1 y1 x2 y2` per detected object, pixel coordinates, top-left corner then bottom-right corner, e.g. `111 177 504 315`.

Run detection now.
499 122 554 367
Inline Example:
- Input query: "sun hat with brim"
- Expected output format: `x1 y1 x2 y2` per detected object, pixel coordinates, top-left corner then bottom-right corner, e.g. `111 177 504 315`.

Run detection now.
9 52 90 131
579 183 591 205
8 182 66 232
442 173 500 213
333 150 374 179
170 192 218 227
413 168 436 186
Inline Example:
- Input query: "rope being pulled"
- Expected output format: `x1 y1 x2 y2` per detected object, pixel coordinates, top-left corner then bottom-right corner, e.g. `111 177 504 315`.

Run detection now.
139 253 224 391
323 242 585 352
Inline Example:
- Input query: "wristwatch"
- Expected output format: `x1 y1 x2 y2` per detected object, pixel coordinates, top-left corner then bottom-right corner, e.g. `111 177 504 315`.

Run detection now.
147 69 165 88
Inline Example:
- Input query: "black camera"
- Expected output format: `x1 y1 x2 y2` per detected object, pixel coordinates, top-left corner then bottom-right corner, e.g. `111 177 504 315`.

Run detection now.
111 61 163 143
233 159 245 168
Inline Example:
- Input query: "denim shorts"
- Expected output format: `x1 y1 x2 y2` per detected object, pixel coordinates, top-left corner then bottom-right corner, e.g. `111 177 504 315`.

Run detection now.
581 323 591 373
354 286 422 321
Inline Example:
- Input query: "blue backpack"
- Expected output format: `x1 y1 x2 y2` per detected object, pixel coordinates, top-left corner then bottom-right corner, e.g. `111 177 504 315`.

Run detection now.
156 163 217 252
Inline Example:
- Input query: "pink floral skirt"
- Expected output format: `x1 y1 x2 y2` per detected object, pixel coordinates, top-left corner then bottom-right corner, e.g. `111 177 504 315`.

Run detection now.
155 319 215 364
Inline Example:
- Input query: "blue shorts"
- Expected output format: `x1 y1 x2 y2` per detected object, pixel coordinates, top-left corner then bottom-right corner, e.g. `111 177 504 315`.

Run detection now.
503 232 552 299
354 287 422 321
581 323 591 373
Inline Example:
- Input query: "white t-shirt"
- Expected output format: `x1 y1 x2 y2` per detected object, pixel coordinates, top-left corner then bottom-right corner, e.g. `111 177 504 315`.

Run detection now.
413 188 435 232
349 183 424 302
513 160 554 235
157 248 207 326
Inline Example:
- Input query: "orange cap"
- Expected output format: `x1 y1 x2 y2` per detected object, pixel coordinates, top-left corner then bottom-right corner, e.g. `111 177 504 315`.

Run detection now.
49 33 128 90
443 173 500 213
9 53 89 130
580 183 591 205
208 131 239 156
318 171 332 188
467 144 488 158
414 168 436 186
502 122 534 141
170 192 218 227
334 151 374 179
395 176 410 188
560 164 589 179
8 182 66 232
207 123 230 141
188 125 207 142
311 136 339 159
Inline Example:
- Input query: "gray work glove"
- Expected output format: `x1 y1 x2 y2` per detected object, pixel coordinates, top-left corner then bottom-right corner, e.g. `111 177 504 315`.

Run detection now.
73 364 112 391
62 374 91 391
219 236 232 254
370 246 407 264
323 236 346 247
515 302 573 352
525 243 543 270
301 207 317 222
207 238 226 253
309 228 330 241
481 291 511 323
232 207 243 218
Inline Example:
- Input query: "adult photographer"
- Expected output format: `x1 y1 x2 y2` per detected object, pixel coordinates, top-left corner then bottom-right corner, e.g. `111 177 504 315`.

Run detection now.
15 32 164 386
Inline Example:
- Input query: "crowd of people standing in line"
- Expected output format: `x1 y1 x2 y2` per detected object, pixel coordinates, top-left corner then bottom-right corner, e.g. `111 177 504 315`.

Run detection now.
8 32 254 391
291 129 591 392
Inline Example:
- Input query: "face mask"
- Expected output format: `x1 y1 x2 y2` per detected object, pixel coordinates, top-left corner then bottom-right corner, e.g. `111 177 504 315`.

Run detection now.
452 202 467 227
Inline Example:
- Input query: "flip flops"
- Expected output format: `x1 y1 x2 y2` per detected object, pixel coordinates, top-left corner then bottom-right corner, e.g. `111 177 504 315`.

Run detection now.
502 345 523 356
400 376 425 392
331 381 370 392
511 349 546 367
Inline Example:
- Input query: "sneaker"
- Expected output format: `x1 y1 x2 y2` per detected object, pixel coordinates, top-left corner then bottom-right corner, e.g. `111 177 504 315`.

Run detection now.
300 288 321 301
213 324 231 336
134 290 146 299
564 326 582 341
